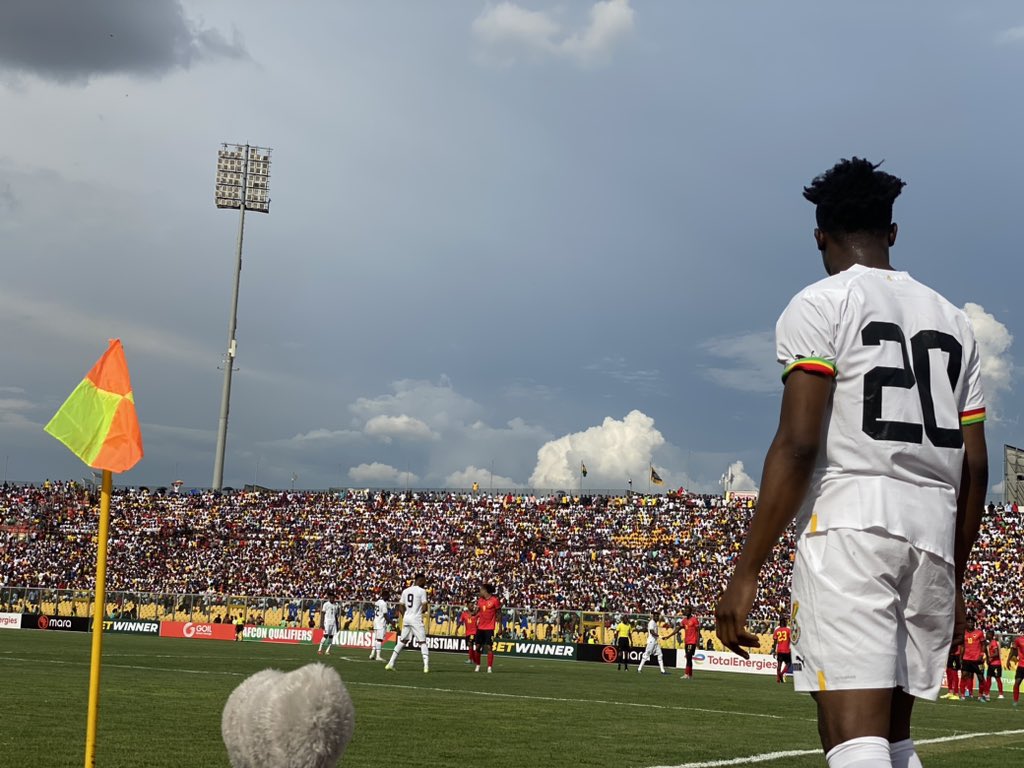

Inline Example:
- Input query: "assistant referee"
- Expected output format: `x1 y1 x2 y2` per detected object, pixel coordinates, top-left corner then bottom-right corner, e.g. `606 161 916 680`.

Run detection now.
615 617 631 671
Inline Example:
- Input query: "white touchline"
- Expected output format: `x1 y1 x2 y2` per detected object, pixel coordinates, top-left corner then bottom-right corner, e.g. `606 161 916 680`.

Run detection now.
642 729 1024 768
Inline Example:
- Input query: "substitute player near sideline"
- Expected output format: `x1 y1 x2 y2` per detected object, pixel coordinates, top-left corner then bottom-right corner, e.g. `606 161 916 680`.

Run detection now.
370 592 388 662
716 158 989 768
773 617 793 684
475 583 500 674
385 573 430 674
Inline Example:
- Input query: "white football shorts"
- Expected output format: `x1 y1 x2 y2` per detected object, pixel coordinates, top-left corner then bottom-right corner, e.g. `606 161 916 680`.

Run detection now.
790 527 954 699
399 622 427 644
643 637 662 658
374 622 386 641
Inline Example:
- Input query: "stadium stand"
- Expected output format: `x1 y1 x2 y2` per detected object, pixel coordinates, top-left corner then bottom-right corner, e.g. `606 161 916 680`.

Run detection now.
1 482 1020 650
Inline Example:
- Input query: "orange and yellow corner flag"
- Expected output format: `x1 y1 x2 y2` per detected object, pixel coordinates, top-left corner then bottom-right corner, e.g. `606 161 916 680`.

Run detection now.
44 339 143 473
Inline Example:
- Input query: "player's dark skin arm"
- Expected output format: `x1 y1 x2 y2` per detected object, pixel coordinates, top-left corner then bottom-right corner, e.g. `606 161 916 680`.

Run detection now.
952 423 988 642
715 369 832 657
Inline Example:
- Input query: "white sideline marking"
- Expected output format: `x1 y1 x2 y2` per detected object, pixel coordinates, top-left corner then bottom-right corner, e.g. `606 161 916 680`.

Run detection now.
643 729 1024 768
345 680 786 720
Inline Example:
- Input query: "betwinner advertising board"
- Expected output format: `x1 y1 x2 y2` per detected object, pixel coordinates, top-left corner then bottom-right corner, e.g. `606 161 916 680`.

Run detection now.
408 635 576 660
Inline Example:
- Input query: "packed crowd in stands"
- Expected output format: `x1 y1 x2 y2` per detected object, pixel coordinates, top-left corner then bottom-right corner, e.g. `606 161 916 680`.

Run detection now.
1 482 1021 629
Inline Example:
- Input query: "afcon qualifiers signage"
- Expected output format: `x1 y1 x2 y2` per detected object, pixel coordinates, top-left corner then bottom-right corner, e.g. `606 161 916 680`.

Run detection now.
242 626 322 645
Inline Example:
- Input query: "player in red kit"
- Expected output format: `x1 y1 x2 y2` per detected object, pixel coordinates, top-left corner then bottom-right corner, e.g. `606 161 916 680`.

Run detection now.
942 642 962 700
460 604 478 666
773 616 793 684
1009 632 1024 708
984 630 1003 700
960 618 985 701
474 583 500 674
674 606 700 679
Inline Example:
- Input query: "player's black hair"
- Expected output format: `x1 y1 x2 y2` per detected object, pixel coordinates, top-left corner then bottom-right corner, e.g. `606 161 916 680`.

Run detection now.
482 582 495 595
803 157 906 235
414 572 425 581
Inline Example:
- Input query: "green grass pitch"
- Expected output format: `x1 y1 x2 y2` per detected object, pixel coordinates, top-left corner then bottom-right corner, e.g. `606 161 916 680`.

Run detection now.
0 633 1021 767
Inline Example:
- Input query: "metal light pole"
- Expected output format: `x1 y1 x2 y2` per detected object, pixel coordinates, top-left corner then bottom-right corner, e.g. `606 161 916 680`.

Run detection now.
212 143 271 490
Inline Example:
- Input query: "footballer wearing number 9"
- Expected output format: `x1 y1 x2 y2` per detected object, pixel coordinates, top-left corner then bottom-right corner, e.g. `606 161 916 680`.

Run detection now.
716 158 988 768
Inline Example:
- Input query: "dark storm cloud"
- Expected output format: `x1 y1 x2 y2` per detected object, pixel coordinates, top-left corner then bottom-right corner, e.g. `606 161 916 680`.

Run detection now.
0 0 247 83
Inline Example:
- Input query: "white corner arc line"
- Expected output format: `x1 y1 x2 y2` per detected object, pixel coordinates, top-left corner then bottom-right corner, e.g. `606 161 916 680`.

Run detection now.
643 729 1024 768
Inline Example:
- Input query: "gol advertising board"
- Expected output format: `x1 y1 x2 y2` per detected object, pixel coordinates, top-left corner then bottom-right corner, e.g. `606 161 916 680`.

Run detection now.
20 614 90 632
408 635 576 660
577 643 678 667
159 621 237 641
0 612 21 630
683 649 777 675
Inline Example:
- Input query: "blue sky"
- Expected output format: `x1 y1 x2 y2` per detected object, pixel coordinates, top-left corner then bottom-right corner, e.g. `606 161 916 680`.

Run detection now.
0 1 1018 491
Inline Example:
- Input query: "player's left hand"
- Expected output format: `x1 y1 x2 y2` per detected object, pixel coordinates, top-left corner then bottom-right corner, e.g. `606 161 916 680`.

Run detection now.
715 573 759 659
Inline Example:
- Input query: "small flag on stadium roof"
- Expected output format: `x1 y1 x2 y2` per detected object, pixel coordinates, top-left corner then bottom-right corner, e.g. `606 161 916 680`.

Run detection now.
650 466 664 485
44 339 143 473
581 461 588 477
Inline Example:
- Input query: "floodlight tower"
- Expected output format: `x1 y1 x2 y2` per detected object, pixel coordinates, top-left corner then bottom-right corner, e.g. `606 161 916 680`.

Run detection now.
212 143 271 490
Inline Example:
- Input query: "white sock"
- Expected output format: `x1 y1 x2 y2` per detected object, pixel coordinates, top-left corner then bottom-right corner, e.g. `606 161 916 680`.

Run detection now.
658 657 665 672
889 739 922 768
638 658 646 672
421 646 430 665
389 641 405 664
826 737 892 768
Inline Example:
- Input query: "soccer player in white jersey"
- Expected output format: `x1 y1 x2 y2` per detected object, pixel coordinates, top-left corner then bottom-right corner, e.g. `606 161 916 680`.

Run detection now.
385 573 430 673
716 158 988 768
637 612 669 675
317 593 338 656
370 593 388 661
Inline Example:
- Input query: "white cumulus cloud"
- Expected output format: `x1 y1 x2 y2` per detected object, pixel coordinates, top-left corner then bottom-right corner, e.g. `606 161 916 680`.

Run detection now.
722 460 758 492
363 414 438 443
446 465 520 489
963 303 1014 415
472 0 634 66
529 409 664 488
995 26 1024 45
347 462 419 487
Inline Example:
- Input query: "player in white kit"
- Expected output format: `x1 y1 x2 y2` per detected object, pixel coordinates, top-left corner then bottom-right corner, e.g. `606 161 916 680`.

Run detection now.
317 594 338 656
717 158 988 768
370 593 388 661
385 573 431 673
637 612 668 675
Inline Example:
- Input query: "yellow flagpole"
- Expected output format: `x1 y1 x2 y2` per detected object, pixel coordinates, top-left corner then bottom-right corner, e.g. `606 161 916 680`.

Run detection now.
84 469 112 768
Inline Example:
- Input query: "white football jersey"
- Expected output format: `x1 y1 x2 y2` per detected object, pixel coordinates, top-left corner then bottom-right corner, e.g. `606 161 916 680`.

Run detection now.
399 586 428 626
776 264 985 563
373 599 388 626
322 600 338 630
647 619 658 636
